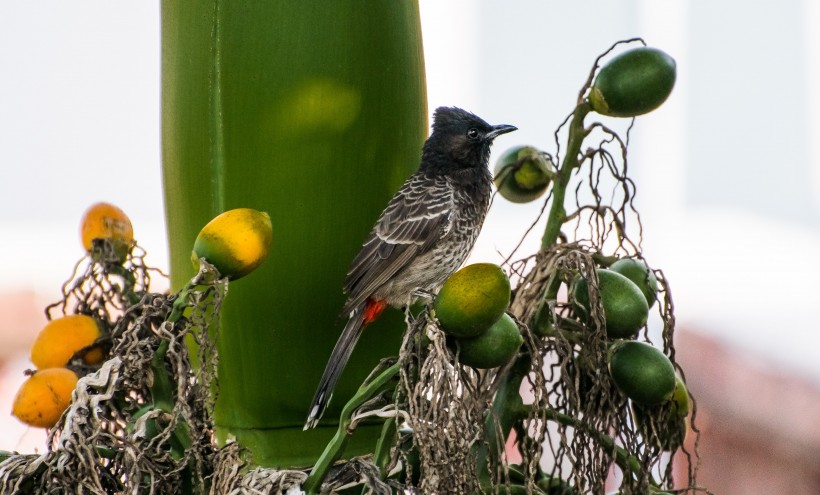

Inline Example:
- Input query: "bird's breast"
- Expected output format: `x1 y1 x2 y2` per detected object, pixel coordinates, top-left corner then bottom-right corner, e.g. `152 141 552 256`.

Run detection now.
373 176 492 306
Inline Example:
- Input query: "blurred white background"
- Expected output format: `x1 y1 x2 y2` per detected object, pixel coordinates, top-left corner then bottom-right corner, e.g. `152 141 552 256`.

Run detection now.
0 0 818 474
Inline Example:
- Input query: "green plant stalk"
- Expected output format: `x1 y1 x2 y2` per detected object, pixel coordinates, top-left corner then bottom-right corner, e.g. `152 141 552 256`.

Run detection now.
165 278 202 325
540 101 591 250
150 340 175 409
302 362 401 494
373 416 397 479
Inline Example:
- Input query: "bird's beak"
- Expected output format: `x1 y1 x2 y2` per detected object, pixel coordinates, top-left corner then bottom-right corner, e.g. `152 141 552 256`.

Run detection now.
486 124 517 139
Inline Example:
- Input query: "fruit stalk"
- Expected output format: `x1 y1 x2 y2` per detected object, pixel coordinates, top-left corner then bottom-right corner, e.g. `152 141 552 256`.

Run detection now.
373 416 397 478
303 361 400 494
540 101 591 250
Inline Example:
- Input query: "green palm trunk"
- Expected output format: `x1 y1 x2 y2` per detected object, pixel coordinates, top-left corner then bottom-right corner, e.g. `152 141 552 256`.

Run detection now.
161 1 426 467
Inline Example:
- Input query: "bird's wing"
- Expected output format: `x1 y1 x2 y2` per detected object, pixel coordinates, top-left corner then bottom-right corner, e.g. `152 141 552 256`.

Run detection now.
341 173 454 314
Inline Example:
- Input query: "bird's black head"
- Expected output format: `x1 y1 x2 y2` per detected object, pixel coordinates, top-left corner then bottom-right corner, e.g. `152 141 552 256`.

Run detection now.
421 106 517 173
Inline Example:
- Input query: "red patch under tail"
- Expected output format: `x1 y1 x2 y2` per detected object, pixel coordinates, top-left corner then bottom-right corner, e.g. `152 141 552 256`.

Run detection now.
362 298 388 326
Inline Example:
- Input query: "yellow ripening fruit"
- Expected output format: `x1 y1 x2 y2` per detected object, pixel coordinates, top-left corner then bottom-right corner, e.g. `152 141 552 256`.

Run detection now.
12 368 79 428
191 208 273 280
434 263 511 338
31 314 104 369
493 146 553 204
80 202 134 260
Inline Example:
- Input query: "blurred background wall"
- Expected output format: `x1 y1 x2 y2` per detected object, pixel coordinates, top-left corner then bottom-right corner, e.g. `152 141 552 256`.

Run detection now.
1 1 818 492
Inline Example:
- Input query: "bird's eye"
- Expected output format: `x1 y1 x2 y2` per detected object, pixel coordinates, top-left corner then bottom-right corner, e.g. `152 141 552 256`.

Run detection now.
466 128 480 140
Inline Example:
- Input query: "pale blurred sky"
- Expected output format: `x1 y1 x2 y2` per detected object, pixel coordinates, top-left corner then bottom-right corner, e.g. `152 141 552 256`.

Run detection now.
0 0 818 397
428 0 820 386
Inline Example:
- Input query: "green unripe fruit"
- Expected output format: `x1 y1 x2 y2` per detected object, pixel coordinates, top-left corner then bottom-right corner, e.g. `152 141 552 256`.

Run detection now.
609 341 676 406
493 146 553 203
434 263 511 338
609 258 659 309
455 313 523 369
572 269 649 339
589 47 676 117
669 375 690 417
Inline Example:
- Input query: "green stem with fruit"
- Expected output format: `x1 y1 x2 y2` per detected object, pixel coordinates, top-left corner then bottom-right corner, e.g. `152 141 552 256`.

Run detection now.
495 62 673 487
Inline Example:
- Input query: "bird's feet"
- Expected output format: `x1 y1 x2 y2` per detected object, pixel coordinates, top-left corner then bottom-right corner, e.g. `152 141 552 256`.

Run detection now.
412 288 436 300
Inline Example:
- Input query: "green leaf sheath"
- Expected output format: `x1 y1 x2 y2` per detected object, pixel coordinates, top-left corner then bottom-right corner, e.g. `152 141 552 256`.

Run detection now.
161 1 426 466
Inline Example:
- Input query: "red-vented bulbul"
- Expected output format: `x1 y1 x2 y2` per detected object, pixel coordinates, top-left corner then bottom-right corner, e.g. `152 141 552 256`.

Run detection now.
305 106 516 429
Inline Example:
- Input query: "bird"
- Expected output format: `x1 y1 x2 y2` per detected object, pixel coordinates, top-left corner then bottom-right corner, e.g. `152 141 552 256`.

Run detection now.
304 106 516 430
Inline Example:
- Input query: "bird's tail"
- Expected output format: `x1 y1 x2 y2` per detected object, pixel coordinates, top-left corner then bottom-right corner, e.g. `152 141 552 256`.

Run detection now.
304 298 386 430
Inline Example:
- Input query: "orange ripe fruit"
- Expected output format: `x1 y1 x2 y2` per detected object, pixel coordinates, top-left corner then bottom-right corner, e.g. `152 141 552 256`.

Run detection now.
191 208 273 280
31 314 104 368
12 368 79 428
80 202 134 259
